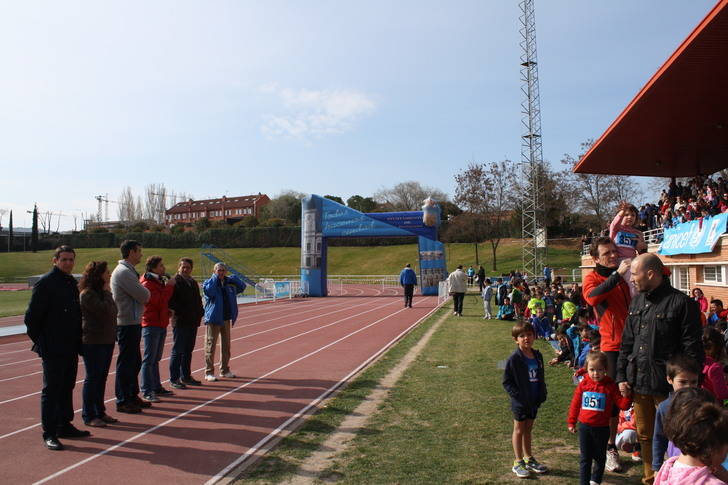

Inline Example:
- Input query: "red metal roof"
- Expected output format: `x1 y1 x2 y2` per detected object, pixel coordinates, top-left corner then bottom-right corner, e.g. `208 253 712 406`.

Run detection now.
574 0 728 177
166 194 269 214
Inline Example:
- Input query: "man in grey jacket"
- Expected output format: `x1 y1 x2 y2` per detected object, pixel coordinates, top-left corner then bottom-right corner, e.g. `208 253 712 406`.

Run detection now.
111 240 150 413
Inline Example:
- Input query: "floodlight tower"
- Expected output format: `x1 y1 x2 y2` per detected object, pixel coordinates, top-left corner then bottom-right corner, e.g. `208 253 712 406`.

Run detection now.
519 0 546 279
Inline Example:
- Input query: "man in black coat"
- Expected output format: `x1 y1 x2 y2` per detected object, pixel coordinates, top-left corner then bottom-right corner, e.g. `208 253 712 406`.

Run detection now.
25 245 90 450
168 257 205 388
616 253 703 485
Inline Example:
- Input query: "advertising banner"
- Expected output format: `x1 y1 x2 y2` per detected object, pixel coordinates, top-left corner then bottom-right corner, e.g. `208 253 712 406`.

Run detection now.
658 213 728 256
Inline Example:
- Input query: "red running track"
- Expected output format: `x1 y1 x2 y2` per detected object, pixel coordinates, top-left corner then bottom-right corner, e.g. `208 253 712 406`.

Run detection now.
0 284 439 484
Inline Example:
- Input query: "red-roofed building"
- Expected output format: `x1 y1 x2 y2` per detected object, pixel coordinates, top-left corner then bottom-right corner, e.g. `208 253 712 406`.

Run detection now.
165 194 270 226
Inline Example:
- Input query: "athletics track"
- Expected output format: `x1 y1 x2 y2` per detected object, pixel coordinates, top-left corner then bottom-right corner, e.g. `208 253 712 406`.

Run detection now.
0 284 440 484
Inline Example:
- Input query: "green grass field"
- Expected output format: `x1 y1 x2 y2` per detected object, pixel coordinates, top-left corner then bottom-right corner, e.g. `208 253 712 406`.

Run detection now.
0 241 579 318
0 240 579 281
241 294 642 484
0 291 31 318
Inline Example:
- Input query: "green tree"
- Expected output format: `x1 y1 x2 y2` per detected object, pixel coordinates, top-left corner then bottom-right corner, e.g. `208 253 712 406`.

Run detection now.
194 217 212 232
31 204 38 253
346 195 378 213
261 191 304 224
8 210 12 252
324 195 344 205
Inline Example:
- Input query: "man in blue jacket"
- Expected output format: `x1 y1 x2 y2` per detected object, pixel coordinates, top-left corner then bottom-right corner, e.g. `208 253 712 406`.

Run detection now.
203 263 245 382
399 263 417 308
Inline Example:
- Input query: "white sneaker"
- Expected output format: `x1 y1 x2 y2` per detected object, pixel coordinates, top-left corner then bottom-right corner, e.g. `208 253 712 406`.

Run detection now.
590 481 600 485
205 374 217 382
605 447 622 472
222 371 236 378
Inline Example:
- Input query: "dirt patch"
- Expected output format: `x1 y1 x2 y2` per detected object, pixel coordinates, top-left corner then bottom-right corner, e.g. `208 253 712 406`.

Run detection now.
277 311 451 485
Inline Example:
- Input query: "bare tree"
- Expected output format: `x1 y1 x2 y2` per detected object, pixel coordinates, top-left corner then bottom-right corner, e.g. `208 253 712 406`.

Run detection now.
374 181 447 211
561 139 639 228
0 209 7 230
117 186 136 222
144 183 168 223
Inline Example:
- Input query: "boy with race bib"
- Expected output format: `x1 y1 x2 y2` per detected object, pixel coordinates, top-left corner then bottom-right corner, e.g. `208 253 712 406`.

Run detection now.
568 351 632 485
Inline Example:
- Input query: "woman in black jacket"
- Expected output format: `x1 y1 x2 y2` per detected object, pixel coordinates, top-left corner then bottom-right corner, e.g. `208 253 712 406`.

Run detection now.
80 261 119 427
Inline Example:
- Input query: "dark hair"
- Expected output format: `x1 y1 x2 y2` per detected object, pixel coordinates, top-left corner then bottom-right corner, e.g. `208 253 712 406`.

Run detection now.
588 330 601 348
79 261 108 293
484 278 491 284
179 257 193 267
666 353 702 379
589 236 615 260
711 299 724 308
586 350 608 370
120 240 141 259
145 256 163 273
511 321 535 339
664 387 727 466
53 245 75 259
703 326 727 362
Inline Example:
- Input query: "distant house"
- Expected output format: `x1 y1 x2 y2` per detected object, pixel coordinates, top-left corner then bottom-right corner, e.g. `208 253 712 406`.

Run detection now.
164 194 270 226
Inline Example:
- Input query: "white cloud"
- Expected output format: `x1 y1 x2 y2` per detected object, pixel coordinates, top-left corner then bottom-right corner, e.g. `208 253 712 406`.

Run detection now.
261 84 376 140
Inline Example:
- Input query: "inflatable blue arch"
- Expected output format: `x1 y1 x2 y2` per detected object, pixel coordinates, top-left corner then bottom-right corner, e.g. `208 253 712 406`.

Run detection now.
300 194 448 296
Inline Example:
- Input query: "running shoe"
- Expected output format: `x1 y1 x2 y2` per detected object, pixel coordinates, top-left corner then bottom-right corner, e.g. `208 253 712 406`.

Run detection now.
512 460 530 478
605 447 622 472
525 456 548 474
205 374 217 382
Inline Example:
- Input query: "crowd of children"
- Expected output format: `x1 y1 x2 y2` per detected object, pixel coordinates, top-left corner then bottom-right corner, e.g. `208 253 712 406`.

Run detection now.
498 290 728 483
502 314 728 484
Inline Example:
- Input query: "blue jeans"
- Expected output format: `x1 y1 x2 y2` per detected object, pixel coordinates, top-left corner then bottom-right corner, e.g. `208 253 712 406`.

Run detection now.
140 326 167 395
82 343 114 422
115 325 141 405
579 423 610 485
169 326 198 382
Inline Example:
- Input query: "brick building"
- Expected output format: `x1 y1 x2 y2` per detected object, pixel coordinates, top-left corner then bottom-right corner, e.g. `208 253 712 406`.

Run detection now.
165 194 270 226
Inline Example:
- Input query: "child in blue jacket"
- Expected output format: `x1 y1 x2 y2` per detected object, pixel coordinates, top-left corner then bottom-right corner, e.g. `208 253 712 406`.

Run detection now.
503 322 549 478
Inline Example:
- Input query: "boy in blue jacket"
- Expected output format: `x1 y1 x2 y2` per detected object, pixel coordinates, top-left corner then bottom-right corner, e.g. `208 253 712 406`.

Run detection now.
503 321 549 478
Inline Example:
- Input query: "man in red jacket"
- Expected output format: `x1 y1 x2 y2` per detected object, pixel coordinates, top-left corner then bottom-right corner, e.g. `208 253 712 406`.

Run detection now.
582 236 632 473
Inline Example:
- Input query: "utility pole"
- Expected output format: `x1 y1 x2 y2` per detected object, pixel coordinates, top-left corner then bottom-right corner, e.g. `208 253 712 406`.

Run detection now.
519 0 547 278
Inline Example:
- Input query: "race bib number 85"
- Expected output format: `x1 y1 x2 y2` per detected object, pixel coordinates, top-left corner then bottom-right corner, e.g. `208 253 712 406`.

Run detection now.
582 391 606 412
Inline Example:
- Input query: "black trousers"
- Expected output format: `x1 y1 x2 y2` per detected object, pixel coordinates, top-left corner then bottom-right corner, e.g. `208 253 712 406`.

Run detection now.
115 324 142 405
453 292 465 314
41 355 78 438
82 343 113 422
170 326 198 382
579 423 610 485
403 284 414 307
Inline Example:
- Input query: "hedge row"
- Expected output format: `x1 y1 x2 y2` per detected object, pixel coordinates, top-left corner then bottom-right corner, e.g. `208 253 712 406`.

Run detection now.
37 227 419 250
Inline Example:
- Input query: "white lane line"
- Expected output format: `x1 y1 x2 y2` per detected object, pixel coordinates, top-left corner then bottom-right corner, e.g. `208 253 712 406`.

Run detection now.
0 297 350 375
206 298 440 484
0 298 377 407
32 297 419 485
0 370 42 383
0 297 406 438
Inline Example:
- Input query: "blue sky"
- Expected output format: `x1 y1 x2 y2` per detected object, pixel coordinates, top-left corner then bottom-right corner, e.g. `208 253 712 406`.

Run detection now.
0 0 718 230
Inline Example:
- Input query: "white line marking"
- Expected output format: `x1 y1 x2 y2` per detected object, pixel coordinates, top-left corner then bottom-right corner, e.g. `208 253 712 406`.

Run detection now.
205 299 440 484
32 297 427 485
0 298 378 406
0 296 408 439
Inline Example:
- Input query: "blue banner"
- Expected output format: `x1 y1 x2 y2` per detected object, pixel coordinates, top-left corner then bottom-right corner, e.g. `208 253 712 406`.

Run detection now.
658 213 728 256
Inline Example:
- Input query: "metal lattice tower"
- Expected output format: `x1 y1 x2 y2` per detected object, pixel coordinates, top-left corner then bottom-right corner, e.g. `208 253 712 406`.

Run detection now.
519 0 546 278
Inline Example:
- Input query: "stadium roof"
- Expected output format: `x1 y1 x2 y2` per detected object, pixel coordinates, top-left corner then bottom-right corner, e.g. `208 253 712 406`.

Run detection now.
574 0 728 177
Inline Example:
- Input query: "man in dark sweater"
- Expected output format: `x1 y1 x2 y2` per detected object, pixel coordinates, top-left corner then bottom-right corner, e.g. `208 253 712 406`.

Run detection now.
168 258 205 388
25 246 90 450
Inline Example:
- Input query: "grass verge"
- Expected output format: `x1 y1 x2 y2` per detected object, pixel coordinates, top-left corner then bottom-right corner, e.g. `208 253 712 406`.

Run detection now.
0 291 31 318
236 305 450 484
